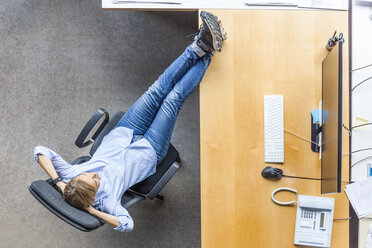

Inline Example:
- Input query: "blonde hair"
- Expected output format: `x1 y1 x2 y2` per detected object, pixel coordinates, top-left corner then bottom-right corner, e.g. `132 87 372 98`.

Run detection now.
63 177 97 209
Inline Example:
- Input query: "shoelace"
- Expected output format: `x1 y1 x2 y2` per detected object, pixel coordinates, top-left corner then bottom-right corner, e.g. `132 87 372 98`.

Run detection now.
185 24 203 38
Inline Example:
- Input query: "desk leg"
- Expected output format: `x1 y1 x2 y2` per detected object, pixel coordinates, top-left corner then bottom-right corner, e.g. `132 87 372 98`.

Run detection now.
350 203 359 248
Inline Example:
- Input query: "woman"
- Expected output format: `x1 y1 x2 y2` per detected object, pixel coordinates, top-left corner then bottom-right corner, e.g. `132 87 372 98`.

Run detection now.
34 11 226 232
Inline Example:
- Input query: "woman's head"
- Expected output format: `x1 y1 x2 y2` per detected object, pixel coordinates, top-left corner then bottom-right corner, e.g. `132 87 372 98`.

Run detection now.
63 172 100 209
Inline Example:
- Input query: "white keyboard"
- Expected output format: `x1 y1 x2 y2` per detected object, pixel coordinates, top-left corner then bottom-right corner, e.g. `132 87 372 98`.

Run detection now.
264 95 284 163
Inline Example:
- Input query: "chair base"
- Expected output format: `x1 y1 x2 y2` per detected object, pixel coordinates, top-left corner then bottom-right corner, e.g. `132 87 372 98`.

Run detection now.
156 194 164 200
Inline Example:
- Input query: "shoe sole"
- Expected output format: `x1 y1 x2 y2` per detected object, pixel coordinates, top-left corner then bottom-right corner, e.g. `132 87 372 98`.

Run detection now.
200 11 227 52
206 12 227 41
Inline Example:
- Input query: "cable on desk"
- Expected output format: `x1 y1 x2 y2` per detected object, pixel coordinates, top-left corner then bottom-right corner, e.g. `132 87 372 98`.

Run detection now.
333 217 372 221
343 147 372 155
343 124 350 132
350 63 372 72
333 217 351 221
284 128 319 147
350 123 372 130
283 175 321 180
361 217 372 221
283 175 351 184
351 76 372 92
351 155 372 168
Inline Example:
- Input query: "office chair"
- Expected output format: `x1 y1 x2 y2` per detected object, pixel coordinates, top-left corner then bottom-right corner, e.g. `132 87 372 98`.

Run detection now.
29 108 181 232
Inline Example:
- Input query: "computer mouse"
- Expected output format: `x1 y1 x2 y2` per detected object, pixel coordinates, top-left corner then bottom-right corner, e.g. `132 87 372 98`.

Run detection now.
261 166 283 180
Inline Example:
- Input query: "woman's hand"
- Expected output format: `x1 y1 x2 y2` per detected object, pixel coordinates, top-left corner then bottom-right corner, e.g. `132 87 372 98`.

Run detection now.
85 205 95 214
37 154 67 195
84 205 120 228
56 181 66 195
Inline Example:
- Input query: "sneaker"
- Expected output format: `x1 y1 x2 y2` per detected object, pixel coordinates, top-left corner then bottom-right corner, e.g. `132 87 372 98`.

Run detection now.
194 11 227 54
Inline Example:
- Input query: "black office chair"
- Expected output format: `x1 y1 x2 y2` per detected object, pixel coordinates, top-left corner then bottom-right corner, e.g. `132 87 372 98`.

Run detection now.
29 108 181 232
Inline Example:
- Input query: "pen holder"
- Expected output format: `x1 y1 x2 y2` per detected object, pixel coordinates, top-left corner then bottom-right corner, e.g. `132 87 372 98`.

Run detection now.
311 114 320 153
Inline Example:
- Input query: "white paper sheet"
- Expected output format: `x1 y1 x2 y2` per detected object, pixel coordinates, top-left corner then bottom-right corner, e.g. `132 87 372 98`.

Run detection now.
345 177 372 218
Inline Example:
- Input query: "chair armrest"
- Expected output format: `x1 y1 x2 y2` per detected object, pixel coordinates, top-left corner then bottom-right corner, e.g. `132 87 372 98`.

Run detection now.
75 108 109 148
121 191 146 209
71 156 91 165
147 161 180 200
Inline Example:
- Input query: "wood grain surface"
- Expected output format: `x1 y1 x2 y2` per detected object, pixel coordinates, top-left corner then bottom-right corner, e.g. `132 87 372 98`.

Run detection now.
199 10 349 248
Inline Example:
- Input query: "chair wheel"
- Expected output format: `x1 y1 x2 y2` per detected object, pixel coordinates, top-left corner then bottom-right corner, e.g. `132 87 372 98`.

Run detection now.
156 194 164 200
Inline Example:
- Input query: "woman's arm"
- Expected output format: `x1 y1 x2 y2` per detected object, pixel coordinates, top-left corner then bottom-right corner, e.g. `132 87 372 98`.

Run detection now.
34 146 73 181
37 154 66 193
85 206 120 228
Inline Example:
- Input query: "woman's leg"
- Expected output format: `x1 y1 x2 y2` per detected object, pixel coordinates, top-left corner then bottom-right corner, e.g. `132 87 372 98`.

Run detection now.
116 44 204 135
144 54 212 162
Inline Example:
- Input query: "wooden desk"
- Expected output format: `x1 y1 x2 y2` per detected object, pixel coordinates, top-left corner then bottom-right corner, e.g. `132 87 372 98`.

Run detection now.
199 10 349 248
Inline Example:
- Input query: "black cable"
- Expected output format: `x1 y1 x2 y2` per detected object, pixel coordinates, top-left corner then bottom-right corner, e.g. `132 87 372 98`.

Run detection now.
283 175 351 184
348 148 372 155
350 63 372 72
283 175 321 180
333 217 351 221
343 124 350 132
350 123 372 130
333 217 372 221
351 76 372 92
351 155 372 168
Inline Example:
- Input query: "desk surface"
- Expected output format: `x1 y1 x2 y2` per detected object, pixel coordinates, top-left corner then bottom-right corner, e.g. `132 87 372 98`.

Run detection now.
199 10 349 248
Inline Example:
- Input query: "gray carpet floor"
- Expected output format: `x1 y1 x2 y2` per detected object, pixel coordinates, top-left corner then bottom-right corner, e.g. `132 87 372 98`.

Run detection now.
0 1 200 247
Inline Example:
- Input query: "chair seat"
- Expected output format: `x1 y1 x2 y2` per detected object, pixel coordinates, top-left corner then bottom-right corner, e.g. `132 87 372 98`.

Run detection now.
89 111 181 195
30 109 181 232
121 190 146 209
130 143 179 194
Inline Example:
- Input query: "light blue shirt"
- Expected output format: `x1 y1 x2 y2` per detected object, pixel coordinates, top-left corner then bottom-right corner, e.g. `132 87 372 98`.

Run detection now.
34 126 157 232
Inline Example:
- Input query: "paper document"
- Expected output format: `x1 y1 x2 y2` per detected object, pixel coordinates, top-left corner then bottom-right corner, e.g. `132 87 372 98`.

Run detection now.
245 0 298 5
298 0 348 10
366 225 372 248
345 177 372 218
112 0 182 4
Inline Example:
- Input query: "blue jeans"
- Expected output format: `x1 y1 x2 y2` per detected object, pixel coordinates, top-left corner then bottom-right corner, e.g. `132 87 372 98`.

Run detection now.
116 45 212 162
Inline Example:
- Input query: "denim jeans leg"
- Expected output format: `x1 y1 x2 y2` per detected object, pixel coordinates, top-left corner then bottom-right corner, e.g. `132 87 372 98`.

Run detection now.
144 54 212 162
116 45 201 134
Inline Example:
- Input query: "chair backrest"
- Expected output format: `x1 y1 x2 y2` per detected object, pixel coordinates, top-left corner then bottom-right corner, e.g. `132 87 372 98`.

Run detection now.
29 179 104 232
89 112 125 156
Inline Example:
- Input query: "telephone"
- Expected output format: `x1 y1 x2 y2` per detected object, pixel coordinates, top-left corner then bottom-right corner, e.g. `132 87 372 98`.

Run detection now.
271 187 335 248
